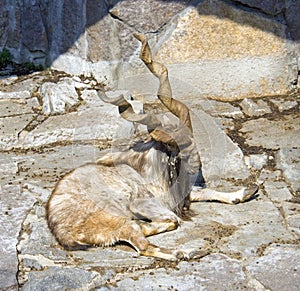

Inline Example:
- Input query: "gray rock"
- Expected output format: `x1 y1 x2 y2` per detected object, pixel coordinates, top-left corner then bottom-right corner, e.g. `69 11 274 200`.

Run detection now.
190 109 250 185
276 148 300 193
0 114 36 150
240 98 272 117
270 98 298 112
98 254 247 290
0 90 31 99
258 168 282 185
232 0 284 16
199 196 295 257
0 98 39 117
240 115 300 149
245 153 268 170
20 105 133 148
1 0 299 99
188 99 244 119
40 79 79 114
0 184 36 291
20 267 101 291
247 244 300 291
264 181 293 203
21 2 48 62
281 202 300 237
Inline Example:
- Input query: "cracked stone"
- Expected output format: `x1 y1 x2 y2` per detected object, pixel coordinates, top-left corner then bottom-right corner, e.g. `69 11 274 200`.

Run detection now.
270 99 298 112
244 153 268 170
190 109 250 185
20 267 101 291
276 148 300 193
0 98 39 117
97 254 247 290
257 169 282 184
0 184 36 290
188 99 244 119
188 194 293 257
0 90 31 99
247 244 300 291
281 202 300 237
20 106 133 149
0 71 299 290
263 181 293 203
240 114 300 149
40 78 79 114
240 98 272 117
0 114 36 150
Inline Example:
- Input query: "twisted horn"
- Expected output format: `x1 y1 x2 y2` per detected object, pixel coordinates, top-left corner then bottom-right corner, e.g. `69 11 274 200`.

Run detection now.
134 33 193 133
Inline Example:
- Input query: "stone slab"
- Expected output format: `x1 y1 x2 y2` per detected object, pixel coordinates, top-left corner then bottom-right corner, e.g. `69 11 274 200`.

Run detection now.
40 79 79 114
240 114 300 149
0 98 39 117
247 244 300 291
0 114 36 150
276 148 300 193
240 98 272 117
20 106 133 149
281 202 300 237
0 184 36 291
264 181 293 203
96 254 247 290
244 153 268 170
190 108 250 185
270 99 298 112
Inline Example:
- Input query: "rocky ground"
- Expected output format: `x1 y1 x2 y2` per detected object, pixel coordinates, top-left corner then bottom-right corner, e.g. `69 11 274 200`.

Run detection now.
0 70 299 290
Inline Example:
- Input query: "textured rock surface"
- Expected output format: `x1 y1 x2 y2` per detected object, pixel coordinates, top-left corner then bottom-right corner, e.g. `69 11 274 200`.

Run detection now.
0 71 299 290
40 78 79 114
0 0 299 99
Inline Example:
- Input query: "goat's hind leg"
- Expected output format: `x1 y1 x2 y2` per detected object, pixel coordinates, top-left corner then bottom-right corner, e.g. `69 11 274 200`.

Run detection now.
190 186 258 204
129 198 208 260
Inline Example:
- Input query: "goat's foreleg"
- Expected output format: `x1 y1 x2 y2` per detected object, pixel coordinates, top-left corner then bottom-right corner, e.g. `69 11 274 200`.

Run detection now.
190 186 258 204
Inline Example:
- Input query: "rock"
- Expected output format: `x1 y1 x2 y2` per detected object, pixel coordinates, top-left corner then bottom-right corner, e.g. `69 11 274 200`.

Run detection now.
247 244 300 291
201 196 295 257
240 98 272 116
0 98 39 117
20 267 101 291
0 90 31 99
190 109 250 185
21 3 47 63
0 114 36 150
20 105 133 148
245 153 268 170
152 0 295 100
110 0 190 33
258 169 282 184
188 99 244 119
240 114 300 149
0 184 36 291
99 254 247 290
1 0 299 99
264 181 293 203
276 148 300 193
40 78 79 114
281 202 300 237
270 98 298 112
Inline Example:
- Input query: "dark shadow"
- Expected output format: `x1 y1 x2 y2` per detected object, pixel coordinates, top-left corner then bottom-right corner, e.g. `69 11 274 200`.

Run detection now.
1 0 298 70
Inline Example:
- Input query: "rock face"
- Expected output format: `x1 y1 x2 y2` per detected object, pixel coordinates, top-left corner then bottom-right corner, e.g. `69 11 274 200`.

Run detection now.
0 0 299 99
